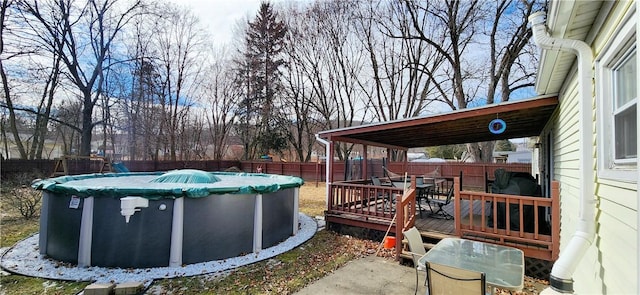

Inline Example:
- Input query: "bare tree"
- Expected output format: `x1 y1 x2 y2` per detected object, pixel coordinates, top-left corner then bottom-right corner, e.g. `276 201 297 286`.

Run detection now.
153 3 207 160
1 0 68 159
177 113 206 160
116 55 163 160
280 3 323 162
19 0 144 156
402 0 538 162
466 0 539 162
288 1 368 160
0 0 28 159
118 11 163 160
54 99 82 155
402 0 485 111
486 0 538 103
354 1 441 121
202 49 238 160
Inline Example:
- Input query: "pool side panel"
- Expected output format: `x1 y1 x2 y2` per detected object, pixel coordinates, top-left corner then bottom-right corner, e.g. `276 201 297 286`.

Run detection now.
262 189 295 248
91 198 174 268
182 194 256 264
45 194 82 264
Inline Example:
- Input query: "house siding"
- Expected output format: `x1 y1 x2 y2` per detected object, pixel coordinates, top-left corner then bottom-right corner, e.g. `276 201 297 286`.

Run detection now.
544 1 638 294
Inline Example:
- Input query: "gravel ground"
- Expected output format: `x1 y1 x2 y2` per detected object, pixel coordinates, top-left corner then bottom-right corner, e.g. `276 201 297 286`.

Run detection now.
0 214 317 285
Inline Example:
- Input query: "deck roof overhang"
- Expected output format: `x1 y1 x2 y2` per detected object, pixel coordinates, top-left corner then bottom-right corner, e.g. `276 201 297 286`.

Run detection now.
318 95 559 150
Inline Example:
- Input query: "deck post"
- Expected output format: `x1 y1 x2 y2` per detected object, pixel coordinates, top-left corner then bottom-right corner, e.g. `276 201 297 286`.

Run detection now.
395 193 403 260
551 180 560 260
454 177 461 236
362 144 368 179
328 142 334 206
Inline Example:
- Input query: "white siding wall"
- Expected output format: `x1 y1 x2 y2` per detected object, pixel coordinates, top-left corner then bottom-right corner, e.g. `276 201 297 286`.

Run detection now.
546 2 638 293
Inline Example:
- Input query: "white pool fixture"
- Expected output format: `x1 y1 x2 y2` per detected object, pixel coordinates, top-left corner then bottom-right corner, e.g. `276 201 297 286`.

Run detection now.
121 196 149 223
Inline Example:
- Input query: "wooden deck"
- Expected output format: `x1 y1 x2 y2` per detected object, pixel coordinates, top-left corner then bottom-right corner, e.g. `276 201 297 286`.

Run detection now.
414 208 455 234
414 199 493 234
326 177 560 262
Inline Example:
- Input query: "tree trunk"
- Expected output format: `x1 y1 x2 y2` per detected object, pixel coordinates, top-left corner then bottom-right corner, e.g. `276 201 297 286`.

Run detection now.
467 141 496 163
80 95 94 156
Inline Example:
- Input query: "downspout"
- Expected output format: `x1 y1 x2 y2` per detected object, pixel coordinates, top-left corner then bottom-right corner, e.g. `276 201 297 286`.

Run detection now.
529 12 596 294
315 134 331 207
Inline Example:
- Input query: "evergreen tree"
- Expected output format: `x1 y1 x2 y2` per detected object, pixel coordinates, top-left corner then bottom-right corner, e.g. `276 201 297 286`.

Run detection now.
238 2 288 159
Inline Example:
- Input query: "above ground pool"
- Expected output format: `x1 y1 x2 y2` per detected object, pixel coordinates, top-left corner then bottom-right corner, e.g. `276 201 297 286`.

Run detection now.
31 170 304 268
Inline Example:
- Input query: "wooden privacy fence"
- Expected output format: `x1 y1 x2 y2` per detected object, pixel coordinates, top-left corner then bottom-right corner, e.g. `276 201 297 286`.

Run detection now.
1 159 530 189
385 162 533 190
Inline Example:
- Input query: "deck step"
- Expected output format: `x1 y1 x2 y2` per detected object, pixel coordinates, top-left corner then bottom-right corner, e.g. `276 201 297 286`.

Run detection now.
398 251 413 261
401 239 437 251
399 230 452 249
418 230 455 241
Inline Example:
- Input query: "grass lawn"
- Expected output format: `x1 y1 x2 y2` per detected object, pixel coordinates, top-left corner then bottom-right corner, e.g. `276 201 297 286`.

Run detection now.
1 181 548 294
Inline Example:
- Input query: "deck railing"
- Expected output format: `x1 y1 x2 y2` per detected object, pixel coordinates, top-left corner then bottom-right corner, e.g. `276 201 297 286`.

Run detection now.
327 177 419 258
394 185 417 258
329 180 402 219
327 177 560 262
454 177 560 261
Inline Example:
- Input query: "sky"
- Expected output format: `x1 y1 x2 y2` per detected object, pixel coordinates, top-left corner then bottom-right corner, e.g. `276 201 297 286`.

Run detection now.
167 0 265 44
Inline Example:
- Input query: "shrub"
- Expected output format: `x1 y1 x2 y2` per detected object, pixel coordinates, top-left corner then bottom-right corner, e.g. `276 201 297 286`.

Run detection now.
3 172 44 220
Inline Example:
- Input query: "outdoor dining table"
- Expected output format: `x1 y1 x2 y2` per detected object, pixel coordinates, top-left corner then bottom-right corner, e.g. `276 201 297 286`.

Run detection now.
418 237 524 293
414 181 433 202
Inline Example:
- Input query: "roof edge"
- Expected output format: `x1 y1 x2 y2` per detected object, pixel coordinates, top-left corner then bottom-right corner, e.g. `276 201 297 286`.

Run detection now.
318 95 558 138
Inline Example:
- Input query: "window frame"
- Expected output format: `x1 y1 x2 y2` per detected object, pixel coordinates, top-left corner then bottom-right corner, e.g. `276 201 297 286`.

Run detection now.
595 10 638 183
612 50 637 164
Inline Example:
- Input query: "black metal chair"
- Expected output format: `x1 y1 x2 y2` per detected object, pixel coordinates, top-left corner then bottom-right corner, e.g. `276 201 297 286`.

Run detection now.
416 176 433 218
427 180 454 219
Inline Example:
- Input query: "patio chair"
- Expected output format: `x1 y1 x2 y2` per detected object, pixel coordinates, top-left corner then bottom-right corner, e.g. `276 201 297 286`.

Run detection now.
403 226 427 294
428 180 454 219
370 176 386 186
426 262 486 295
416 176 434 218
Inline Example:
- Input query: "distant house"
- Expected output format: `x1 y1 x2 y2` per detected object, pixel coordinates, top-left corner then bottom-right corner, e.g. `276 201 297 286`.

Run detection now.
407 152 428 161
493 150 533 164
530 1 637 293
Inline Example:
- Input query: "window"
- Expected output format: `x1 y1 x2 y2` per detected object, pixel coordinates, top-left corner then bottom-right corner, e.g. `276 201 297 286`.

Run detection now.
596 11 637 183
613 51 637 162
